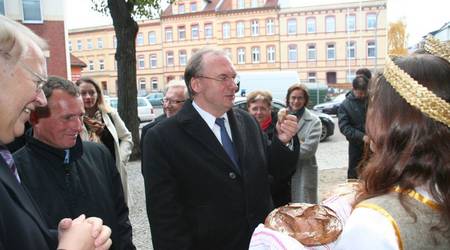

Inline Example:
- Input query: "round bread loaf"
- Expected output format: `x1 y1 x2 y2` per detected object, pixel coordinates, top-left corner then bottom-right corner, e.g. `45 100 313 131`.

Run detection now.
264 203 343 246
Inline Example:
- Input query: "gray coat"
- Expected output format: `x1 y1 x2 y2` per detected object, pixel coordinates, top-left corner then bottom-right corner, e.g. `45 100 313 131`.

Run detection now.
291 108 322 203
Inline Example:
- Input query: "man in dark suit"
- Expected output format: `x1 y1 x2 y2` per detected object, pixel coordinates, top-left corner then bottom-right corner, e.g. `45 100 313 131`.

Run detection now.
0 16 111 250
142 47 299 249
140 80 188 152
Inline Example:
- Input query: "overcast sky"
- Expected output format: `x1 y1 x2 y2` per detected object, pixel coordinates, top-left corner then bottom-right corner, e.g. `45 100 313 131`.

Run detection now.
66 0 448 46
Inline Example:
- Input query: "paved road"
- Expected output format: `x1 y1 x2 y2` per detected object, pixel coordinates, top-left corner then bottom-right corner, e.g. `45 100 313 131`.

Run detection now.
130 115 348 249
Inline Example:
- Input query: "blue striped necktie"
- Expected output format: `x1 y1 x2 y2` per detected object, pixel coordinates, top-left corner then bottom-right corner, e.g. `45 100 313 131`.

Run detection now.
215 118 239 170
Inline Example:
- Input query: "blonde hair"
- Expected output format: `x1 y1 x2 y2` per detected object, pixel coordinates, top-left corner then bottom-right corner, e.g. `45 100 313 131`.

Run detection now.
246 90 272 108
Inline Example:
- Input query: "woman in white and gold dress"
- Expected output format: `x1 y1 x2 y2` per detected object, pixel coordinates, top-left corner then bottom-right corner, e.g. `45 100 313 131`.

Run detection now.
336 36 450 250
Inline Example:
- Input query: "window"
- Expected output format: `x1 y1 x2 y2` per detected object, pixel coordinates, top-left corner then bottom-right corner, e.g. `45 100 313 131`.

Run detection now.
367 41 376 58
222 22 231 39
325 16 335 33
151 78 158 90
236 22 245 37
178 26 186 40
179 50 187 66
288 45 297 62
251 20 259 36
138 55 145 69
191 24 199 39
136 33 144 46
237 0 245 9
77 40 82 51
308 72 316 83
307 44 316 61
267 46 275 63
347 41 356 59
22 0 42 22
87 39 93 50
68 41 72 52
287 19 297 35
97 38 103 49
0 0 4 15
99 59 105 71
190 2 197 12
306 18 316 33
237 48 245 64
251 0 258 8
327 44 335 60
178 3 185 14
150 54 157 68
251 47 260 63
346 70 356 82
139 79 146 95
165 27 173 42
88 60 94 71
367 13 377 29
113 36 117 48
266 19 274 35
166 51 174 66
347 15 356 32
148 31 156 44
204 23 213 39
224 48 232 60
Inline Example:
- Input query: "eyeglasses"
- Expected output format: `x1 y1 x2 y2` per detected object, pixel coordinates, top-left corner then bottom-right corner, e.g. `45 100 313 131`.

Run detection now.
161 98 185 105
196 74 240 93
19 61 47 93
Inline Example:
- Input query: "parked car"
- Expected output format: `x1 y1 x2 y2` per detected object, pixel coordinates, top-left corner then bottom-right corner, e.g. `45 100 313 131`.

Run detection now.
109 97 155 122
145 92 164 107
233 97 334 142
313 92 348 115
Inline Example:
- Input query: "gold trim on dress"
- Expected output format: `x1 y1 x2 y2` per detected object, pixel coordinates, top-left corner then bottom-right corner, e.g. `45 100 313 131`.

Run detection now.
356 203 404 250
393 186 440 211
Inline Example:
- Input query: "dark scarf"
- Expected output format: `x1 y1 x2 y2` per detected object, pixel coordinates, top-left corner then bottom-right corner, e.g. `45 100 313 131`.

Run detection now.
291 107 306 120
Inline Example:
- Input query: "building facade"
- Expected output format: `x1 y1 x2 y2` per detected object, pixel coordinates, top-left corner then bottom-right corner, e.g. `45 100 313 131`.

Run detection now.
68 0 387 96
1 0 69 78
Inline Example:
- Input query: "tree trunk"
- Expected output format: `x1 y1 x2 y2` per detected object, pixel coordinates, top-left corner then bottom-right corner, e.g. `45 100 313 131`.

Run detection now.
108 0 140 160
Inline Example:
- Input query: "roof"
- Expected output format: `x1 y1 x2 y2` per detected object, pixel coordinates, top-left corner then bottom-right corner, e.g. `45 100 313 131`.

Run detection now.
70 54 86 67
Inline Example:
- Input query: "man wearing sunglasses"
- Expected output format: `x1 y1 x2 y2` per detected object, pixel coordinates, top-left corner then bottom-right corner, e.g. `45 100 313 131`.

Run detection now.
142 47 299 249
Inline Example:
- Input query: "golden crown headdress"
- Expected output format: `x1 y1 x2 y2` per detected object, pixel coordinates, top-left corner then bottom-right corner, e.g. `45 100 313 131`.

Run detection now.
424 35 450 63
383 56 450 128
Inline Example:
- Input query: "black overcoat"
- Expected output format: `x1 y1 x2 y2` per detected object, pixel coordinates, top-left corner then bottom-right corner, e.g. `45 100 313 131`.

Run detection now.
142 100 298 250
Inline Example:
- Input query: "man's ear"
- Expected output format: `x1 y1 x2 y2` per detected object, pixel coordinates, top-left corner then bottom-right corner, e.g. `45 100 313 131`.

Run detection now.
30 106 50 125
190 77 202 94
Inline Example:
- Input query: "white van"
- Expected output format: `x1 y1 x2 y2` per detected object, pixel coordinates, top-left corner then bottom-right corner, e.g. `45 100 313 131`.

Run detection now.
237 71 328 107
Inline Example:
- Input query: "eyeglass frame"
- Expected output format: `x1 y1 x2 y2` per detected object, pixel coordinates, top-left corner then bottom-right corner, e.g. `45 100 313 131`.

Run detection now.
18 61 48 93
161 98 186 105
195 74 241 93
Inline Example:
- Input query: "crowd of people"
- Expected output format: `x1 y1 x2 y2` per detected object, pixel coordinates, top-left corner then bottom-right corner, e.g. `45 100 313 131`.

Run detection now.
1 15 449 250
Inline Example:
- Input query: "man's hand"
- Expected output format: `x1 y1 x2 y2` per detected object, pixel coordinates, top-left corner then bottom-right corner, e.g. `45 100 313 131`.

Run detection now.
276 114 299 145
57 215 112 250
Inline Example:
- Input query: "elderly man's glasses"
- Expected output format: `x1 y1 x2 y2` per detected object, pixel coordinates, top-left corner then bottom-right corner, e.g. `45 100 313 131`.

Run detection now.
19 61 47 93
196 74 240 93
161 98 185 105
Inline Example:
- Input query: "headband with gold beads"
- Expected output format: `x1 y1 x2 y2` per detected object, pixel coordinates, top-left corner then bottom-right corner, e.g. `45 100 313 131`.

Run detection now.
424 35 450 63
383 56 450 128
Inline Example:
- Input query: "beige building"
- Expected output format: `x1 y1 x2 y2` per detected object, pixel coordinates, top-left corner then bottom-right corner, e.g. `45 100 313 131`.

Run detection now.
69 0 386 96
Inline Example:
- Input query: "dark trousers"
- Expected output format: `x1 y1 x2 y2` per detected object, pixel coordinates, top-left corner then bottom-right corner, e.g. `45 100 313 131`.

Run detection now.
348 143 364 179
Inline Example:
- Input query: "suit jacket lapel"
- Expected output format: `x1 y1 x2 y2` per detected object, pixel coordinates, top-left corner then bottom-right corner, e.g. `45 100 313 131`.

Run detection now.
0 159 50 235
177 101 241 174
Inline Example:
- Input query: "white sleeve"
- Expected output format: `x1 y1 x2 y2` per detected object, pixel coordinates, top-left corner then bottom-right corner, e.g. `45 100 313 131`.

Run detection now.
334 207 399 250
